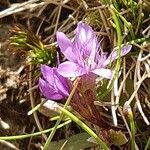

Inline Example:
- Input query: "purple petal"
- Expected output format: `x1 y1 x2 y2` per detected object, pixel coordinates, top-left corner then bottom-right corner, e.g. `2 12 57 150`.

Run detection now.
56 32 77 62
75 22 98 57
92 68 113 79
58 61 87 77
103 45 132 66
75 22 96 44
39 78 64 100
53 71 69 97
41 65 55 85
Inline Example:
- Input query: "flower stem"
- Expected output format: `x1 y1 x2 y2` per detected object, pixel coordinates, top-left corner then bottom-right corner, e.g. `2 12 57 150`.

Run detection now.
0 120 71 141
111 5 135 39
59 106 110 150
43 78 79 150
110 4 122 73
144 138 150 150
128 109 136 150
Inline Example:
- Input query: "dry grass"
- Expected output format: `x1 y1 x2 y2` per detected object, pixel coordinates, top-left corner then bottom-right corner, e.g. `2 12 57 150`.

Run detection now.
0 0 149 149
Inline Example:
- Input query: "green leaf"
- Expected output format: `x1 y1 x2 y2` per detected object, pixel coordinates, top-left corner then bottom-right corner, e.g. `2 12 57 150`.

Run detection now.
48 132 96 150
108 129 128 146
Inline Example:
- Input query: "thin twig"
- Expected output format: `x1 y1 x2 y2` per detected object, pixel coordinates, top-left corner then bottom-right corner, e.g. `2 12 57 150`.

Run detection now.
0 0 42 18
0 140 20 150
29 65 47 140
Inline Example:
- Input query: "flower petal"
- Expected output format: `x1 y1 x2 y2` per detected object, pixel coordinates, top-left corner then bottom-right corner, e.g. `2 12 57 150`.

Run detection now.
58 61 87 77
103 45 132 66
41 65 55 85
53 71 69 97
39 78 64 100
56 32 77 62
75 22 96 45
92 68 113 79
75 22 98 58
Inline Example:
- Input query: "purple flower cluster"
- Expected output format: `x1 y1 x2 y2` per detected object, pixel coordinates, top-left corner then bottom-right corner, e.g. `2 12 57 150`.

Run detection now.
39 22 132 100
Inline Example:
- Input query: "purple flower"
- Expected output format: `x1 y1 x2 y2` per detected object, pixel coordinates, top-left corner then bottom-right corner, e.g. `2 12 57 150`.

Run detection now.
39 65 69 100
56 22 132 79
